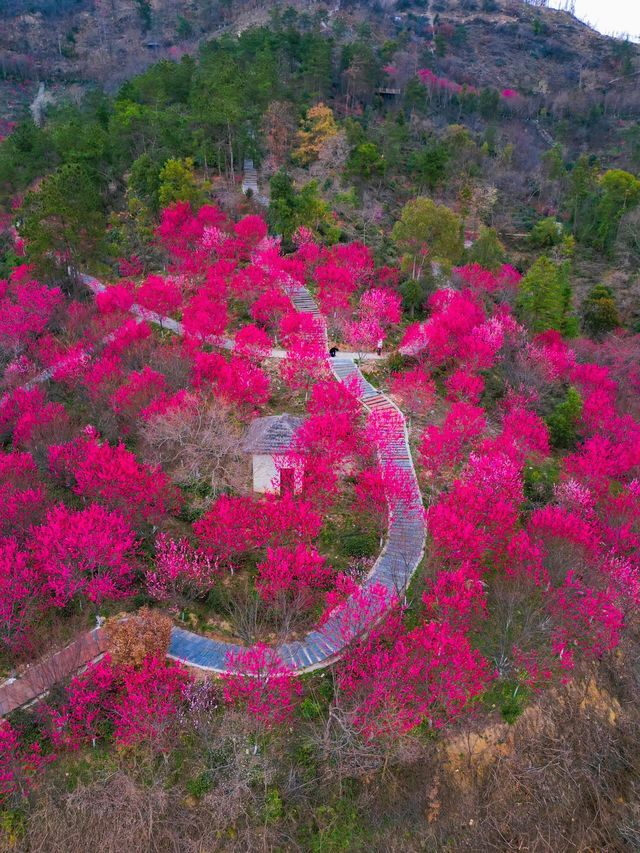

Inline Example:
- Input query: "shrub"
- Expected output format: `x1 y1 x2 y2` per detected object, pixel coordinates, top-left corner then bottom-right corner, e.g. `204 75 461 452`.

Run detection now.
581 283 620 339
529 217 564 248
105 607 173 669
546 387 583 449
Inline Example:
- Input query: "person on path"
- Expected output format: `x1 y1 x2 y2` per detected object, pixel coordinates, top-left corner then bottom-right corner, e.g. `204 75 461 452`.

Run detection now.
376 338 383 356
329 346 339 357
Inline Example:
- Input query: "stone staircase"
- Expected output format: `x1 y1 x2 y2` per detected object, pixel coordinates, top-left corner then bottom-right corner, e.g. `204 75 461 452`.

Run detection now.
241 158 269 207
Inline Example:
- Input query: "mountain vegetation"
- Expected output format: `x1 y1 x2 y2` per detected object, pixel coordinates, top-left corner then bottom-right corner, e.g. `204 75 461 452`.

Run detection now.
0 1 639 850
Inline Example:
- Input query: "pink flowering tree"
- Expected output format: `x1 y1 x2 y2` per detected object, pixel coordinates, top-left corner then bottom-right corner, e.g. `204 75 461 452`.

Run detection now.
32 504 139 607
49 430 180 528
250 289 293 342
222 644 302 727
280 335 329 398
111 658 188 753
343 318 384 361
182 291 228 344
0 450 50 540
420 401 487 480
0 273 63 358
336 612 491 738
390 366 436 423
0 537 37 652
234 324 272 361
0 721 53 805
193 352 270 418
360 287 402 328
136 275 182 323
145 534 220 603
255 544 334 607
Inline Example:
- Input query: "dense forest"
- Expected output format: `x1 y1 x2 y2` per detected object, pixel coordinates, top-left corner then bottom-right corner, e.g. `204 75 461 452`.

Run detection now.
0 2 640 851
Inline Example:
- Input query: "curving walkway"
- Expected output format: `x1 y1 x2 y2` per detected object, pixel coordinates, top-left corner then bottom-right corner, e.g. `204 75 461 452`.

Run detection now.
1 278 425 709
168 284 425 673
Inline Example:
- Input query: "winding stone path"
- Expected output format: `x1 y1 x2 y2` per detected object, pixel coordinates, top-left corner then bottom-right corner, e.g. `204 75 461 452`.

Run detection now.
168 283 426 673
1 277 425 712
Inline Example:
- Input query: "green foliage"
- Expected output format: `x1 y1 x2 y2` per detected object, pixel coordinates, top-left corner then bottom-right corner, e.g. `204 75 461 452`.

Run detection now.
593 169 640 254
400 277 427 318
305 801 365 853
566 160 640 254
158 157 205 208
386 352 410 374
392 197 463 278
20 162 106 278
479 88 499 118
263 787 284 824
581 283 620 338
299 696 324 720
485 679 529 724
516 256 574 334
523 459 560 507
468 226 505 270
135 0 152 32
434 33 447 57
541 144 565 181
0 230 20 279
529 217 564 249
177 15 194 40
340 528 378 559
186 772 212 799
546 387 583 449
128 153 162 211
346 141 385 181
343 118 366 147
0 809 26 846
268 171 339 245
0 120 55 202
410 142 450 191
567 153 599 239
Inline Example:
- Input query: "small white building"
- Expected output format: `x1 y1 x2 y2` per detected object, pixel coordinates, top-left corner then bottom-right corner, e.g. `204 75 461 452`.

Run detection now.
242 414 305 495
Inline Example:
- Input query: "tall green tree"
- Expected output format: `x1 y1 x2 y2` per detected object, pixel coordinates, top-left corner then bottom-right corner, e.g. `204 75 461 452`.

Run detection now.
410 143 450 191
546 387 583 449
567 153 599 242
20 163 106 283
346 142 386 181
158 157 205 208
392 197 463 278
268 170 339 245
468 226 505 270
593 169 640 254
581 283 621 339
0 121 54 202
516 256 574 335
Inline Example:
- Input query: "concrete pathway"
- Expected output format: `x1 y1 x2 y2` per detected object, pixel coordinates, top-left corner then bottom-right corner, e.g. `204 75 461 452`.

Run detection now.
168 283 425 673
1 277 424 711
0 629 106 716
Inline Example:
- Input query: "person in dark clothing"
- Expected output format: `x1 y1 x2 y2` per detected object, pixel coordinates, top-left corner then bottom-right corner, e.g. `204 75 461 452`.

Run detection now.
329 346 339 357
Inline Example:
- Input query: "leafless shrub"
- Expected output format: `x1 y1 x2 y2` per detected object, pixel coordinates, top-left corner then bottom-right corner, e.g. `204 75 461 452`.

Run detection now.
141 397 247 495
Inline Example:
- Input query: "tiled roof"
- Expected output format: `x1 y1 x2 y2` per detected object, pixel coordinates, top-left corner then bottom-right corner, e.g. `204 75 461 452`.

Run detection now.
241 413 304 454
